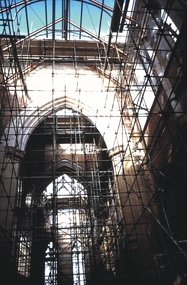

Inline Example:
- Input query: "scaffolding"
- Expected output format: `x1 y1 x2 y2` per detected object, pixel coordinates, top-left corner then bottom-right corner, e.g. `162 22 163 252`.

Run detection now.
0 0 187 284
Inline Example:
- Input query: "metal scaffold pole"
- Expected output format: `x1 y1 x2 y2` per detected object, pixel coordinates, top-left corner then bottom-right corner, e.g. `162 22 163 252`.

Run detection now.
0 1 187 284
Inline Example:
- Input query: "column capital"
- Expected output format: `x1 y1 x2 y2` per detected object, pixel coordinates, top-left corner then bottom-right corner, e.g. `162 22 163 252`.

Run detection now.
5 146 25 161
108 145 124 158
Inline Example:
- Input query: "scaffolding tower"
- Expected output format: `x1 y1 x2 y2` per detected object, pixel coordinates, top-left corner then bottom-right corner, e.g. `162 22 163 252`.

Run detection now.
0 0 187 284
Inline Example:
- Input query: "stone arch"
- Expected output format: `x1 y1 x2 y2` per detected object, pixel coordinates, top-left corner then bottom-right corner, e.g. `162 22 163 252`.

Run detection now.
4 94 122 152
0 64 120 280
21 107 113 199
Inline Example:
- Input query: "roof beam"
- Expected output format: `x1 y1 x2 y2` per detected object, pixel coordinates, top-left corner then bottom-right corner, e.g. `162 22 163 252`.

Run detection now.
2 18 127 58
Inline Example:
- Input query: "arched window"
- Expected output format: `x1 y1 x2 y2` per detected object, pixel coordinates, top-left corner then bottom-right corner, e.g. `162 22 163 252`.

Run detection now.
43 174 87 285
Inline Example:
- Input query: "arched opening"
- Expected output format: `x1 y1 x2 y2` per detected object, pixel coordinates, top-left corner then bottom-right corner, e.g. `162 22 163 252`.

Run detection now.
13 107 126 285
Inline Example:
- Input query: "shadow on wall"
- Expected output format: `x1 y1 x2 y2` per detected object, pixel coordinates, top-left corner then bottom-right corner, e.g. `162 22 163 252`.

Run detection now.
160 163 187 239
0 247 32 285
158 162 187 285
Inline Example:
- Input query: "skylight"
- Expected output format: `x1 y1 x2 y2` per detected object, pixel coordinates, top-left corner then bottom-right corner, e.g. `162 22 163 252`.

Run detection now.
0 0 115 40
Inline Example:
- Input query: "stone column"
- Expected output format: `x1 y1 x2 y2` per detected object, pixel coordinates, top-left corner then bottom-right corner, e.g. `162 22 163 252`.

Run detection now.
108 144 159 282
0 146 25 249
108 145 134 233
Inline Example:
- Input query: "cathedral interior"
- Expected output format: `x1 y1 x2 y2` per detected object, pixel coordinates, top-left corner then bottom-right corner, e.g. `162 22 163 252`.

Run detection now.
0 0 187 284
